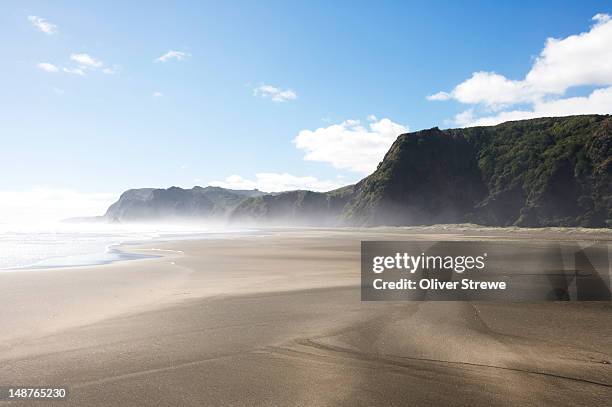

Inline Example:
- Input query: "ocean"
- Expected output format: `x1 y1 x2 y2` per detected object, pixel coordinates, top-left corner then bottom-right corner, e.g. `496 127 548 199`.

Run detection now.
0 222 248 270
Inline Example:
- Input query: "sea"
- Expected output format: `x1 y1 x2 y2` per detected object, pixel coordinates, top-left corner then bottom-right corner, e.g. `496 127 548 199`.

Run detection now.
0 222 252 270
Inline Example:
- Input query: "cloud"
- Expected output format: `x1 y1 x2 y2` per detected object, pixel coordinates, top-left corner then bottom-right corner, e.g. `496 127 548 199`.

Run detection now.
593 13 611 24
38 56 112 77
70 53 103 68
37 62 59 72
453 109 476 127
253 84 298 102
54 53 115 76
456 86 612 127
209 173 344 193
153 91 163 97
428 13 612 125
28 15 57 35
155 50 191 63
426 91 451 101
0 188 116 224
102 65 119 75
293 117 408 174
63 67 85 76
439 72 535 108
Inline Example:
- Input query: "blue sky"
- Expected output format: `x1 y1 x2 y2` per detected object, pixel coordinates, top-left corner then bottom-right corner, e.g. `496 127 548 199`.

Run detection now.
1 1 611 220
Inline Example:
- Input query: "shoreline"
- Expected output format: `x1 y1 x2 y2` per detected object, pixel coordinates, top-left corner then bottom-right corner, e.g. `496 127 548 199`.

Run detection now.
2 224 611 273
0 227 266 272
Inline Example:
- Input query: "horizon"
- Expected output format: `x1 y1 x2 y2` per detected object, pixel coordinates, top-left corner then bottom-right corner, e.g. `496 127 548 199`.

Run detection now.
2 1 612 223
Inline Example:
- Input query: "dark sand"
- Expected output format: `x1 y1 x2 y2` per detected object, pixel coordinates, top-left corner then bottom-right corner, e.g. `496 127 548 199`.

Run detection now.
1 227 611 406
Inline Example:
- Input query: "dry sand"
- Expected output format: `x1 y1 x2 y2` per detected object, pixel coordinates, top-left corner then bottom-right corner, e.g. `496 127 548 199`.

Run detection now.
0 227 611 406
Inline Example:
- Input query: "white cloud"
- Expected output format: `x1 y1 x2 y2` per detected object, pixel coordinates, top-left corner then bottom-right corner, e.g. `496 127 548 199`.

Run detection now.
63 67 85 76
153 91 163 97
453 109 476 127
37 62 59 72
444 72 534 108
253 84 298 102
155 50 191 63
209 173 344 193
426 91 451 101
70 53 103 68
429 13 612 125
28 15 57 35
593 13 611 24
56 53 115 76
102 65 119 75
457 86 612 126
293 117 408 174
0 188 116 224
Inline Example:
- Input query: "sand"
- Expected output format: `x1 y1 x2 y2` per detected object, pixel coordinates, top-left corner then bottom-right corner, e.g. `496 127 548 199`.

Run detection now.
0 227 611 406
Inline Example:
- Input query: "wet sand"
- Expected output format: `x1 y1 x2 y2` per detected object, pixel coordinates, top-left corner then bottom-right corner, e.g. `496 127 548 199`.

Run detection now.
0 227 611 406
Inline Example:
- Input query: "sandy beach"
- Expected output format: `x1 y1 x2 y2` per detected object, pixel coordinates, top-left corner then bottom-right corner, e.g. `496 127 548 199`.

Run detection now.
0 227 611 406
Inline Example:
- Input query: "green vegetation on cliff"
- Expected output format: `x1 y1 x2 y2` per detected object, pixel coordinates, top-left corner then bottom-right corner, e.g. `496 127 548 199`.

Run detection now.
104 186 265 222
343 115 611 227
231 185 355 225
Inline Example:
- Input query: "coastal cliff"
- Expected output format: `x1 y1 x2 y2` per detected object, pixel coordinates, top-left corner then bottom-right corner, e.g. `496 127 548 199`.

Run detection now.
104 115 611 227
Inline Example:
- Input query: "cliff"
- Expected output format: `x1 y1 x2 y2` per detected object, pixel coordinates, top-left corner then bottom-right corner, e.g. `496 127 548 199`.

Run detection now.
104 186 266 222
341 115 611 227
103 115 611 228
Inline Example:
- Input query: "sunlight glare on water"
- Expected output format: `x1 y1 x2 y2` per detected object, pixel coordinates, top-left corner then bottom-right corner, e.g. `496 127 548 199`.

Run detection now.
0 221 246 270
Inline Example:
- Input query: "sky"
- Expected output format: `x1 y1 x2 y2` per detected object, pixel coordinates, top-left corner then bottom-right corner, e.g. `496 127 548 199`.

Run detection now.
1 1 611 221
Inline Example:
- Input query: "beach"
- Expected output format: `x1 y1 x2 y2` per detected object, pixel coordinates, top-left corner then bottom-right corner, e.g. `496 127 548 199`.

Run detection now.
0 227 611 406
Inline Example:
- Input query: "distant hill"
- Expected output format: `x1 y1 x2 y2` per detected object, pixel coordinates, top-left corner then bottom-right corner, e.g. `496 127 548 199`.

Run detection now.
102 115 611 227
230 185 356 225
104 186 266 222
